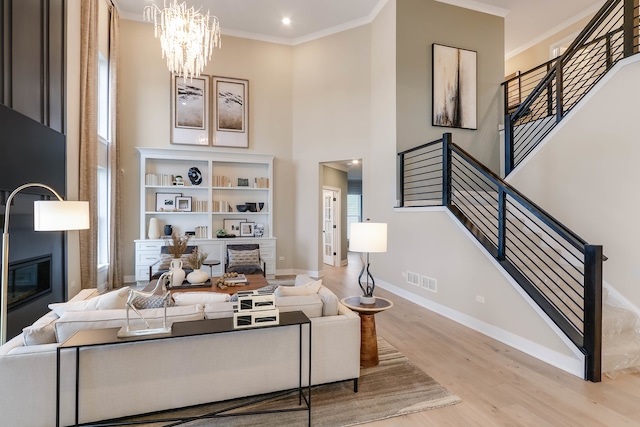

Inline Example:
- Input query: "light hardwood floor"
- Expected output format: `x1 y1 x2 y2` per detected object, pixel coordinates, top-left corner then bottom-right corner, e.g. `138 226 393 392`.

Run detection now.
318 253 640 427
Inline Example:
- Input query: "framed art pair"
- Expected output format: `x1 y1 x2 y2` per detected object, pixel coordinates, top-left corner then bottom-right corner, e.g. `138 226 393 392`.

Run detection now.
171 75 249 148
223 219 257 237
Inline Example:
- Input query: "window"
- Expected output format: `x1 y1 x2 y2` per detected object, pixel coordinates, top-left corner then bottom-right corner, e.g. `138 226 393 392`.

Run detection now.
347 194 362 239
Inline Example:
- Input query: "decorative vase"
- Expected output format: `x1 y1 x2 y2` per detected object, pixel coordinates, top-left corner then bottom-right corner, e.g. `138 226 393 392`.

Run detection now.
148 218 160 239
360 295 376 305
164 224 173 236
187 269 208 285
169 258 185 287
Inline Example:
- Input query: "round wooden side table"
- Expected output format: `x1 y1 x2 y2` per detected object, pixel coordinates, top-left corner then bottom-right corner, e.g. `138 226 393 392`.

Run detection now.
341 296 393 368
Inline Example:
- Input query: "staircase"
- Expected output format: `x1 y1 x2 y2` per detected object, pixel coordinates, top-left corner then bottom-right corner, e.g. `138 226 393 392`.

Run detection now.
397 0 640 381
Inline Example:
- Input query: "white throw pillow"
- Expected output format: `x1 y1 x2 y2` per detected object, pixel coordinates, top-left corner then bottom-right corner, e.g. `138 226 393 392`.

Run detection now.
318 286 339 316
22 314 58 345
276 280 322 296
294 274 315 286
172 292 229 306
48 287 130 317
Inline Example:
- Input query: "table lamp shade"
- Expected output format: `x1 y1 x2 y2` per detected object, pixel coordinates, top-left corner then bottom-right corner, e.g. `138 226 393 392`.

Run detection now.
349 222 387 253
33 200 90 231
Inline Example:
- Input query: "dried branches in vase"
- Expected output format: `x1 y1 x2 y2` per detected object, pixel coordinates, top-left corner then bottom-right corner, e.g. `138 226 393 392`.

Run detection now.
167 233 190 258
186 248 208 269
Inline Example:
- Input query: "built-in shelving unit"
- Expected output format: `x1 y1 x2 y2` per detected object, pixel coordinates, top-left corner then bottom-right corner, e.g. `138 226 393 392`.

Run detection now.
135 147 276 280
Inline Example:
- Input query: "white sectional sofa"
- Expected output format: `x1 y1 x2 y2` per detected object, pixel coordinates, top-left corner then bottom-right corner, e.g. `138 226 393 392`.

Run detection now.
0 277 360 426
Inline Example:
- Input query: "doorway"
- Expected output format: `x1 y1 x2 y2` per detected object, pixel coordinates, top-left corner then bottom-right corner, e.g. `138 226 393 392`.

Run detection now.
323 187 340 266
321 160 362 268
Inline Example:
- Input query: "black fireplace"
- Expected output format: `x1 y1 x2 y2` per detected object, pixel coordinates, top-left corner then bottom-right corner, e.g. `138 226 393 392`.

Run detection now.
0 104 67 340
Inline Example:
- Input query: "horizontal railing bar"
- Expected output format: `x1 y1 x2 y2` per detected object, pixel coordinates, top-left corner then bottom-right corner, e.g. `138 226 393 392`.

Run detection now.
449 142 590 253
506 200 585 268
397 139 443 156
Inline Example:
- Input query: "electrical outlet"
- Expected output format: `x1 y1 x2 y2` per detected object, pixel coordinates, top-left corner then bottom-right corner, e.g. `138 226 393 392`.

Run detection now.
476 295 485 304
278 256 285 261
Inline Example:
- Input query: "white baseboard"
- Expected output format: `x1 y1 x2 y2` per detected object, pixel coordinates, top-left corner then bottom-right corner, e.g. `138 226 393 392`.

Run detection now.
375 277 585 379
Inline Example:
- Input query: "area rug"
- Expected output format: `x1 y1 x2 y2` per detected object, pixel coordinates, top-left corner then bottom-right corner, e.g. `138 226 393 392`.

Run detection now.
120 337 460 426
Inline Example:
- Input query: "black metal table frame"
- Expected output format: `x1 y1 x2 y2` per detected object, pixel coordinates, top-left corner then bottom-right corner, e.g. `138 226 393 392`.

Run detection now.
56 311 312 427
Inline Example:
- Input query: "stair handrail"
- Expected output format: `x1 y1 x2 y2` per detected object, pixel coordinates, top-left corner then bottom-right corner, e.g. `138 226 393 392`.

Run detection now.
510 0 622 122
505 0 638 174
398 133 604 381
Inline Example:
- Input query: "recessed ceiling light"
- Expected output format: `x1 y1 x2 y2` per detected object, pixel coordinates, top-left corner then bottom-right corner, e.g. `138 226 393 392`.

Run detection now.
282 17 291 25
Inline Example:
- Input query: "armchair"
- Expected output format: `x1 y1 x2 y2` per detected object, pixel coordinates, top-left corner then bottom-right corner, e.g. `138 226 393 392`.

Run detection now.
148 245 197 281
225 244 266 276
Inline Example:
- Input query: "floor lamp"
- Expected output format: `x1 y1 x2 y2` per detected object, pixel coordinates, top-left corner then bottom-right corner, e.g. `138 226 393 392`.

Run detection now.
1 183 89 344
349 220 387 304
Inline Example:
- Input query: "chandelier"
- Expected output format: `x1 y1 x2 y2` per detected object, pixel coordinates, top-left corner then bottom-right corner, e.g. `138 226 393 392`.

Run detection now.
143 0 221 79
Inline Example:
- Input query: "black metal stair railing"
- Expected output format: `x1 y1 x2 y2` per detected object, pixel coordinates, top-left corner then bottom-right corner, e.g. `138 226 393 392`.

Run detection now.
398 133 603 382
504 0 640 174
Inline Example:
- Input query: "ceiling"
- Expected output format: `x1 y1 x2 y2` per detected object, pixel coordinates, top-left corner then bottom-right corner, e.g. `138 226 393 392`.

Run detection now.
115 0 606 57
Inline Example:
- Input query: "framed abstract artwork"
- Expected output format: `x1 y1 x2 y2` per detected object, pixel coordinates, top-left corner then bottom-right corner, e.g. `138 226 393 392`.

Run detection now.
171 74 210 145
212 76 249 148
432 44 477 130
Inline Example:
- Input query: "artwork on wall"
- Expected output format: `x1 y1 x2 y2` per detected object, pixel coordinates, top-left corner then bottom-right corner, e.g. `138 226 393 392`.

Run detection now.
171 74 210 145
432 44 477 130
212 76 249 148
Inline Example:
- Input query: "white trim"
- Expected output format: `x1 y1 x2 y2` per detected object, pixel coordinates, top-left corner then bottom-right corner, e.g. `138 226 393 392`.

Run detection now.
505 3 603 60
119 0 390 46
434 0 509 17
376 275 584 378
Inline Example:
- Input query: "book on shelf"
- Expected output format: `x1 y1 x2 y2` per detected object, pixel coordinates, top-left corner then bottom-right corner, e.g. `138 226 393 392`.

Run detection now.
213 175 231 187
145 173 174 186
254 177 269 188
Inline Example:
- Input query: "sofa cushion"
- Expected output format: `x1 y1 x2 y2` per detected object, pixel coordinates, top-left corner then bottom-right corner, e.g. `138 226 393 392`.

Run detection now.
173 292 229 306
275 280 322 297
294 274 315 286
275 294 323 318
48 287 130 317
54 305 204 343
22 313 58 346
318 286 339 316
203 302 235 319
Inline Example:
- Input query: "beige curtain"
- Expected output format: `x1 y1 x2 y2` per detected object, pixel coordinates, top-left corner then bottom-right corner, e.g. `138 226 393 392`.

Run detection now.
79 0 98 289
108 4 123 288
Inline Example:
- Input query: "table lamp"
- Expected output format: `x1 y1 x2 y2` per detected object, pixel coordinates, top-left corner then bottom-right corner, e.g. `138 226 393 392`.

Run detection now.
1 183 89 344
349 219 387 304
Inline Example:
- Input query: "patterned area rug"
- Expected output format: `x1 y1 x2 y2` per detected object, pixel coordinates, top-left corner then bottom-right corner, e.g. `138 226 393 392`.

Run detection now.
119 337 461 426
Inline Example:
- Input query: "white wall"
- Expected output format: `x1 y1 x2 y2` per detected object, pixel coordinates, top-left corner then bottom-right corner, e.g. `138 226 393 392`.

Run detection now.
508 56 640 310
292 25 373 274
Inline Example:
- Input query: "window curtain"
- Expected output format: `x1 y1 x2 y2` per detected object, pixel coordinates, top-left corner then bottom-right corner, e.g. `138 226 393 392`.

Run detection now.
79 0 98 289
108 4 123 288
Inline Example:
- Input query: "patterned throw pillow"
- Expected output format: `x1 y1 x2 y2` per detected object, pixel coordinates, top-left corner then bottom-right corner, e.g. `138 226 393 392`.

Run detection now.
228 249 259 267
157 254 194 270
132 295 175 309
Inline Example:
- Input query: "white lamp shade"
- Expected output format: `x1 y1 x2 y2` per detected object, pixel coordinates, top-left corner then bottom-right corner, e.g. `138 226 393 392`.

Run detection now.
33 201 90 231
349 222 387 253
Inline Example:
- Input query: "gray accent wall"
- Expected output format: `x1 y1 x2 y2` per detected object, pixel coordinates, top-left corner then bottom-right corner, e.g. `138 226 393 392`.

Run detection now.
396 0 504 173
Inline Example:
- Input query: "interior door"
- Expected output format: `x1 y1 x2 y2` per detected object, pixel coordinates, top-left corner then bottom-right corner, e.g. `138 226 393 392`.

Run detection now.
323 189 337 266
